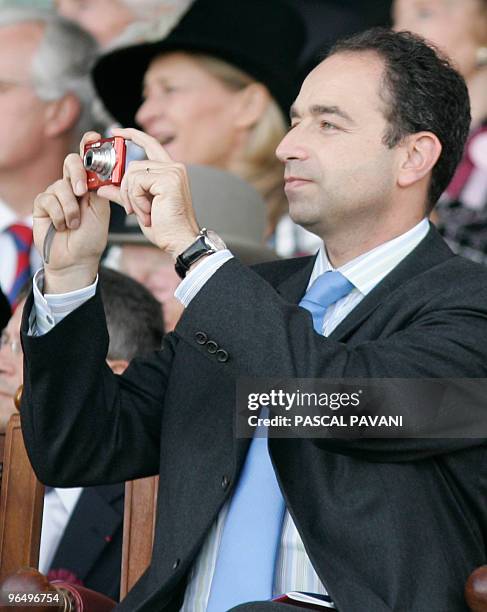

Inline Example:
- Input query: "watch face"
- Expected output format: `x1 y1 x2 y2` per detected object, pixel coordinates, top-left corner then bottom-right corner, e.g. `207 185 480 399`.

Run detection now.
204 230 227 251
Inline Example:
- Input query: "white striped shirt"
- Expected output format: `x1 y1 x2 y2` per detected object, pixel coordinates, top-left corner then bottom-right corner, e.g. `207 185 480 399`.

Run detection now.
31 218 430 610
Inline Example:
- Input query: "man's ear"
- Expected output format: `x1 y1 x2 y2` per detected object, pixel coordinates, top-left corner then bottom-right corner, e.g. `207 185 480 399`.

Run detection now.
397 131 442 190
43 93 81 138
231 83 271 129
107 358 129 375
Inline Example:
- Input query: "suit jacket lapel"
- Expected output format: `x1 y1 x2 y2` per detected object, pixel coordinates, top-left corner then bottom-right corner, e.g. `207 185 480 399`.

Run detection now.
275 254 317 303
329 225 454 341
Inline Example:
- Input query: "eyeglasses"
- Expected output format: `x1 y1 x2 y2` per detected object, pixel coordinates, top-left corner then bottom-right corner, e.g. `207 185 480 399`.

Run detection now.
0 330 21 355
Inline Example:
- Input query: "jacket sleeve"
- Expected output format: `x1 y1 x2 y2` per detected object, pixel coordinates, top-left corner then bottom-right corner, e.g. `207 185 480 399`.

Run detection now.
20 287 176 487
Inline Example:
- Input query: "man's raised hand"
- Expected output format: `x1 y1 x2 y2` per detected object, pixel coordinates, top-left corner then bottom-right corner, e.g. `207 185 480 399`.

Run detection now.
33 132 110 293
97 127 200 259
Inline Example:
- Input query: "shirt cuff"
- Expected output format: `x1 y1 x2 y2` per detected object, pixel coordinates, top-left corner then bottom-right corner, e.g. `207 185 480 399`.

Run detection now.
175 250 233 307
29 268 98 336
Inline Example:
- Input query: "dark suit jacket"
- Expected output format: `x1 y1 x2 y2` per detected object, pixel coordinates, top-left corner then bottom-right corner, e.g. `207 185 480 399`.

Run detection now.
48 484 124 601
20 226 487 612
0 287 10 330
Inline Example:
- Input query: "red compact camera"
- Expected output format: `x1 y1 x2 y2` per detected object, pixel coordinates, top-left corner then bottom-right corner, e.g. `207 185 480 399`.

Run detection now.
83 136 126 191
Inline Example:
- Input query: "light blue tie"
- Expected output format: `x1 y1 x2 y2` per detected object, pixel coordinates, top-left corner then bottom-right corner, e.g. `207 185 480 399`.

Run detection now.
206 271 354 611
300 270 354 333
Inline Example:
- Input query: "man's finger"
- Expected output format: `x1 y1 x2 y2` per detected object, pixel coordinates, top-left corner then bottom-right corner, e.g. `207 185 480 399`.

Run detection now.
63 153 87 196
127 188 153 224
124 160 176 178
111 127 172 163
79 131 103 157
35 193 67 231
96 185 132 214
125 171 153 215
50 180 81 229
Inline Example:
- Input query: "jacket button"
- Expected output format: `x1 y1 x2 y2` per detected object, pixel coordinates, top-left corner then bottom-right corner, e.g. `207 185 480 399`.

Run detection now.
172 558 180 570
195 331 208 345
206 340 218 354
221 475 230 490
216 349 229 363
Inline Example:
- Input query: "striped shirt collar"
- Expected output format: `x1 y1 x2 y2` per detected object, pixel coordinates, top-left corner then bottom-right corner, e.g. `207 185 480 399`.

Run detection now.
310 218 430 296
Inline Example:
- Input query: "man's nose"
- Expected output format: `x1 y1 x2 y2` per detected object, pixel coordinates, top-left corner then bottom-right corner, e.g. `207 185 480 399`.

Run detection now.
275 126 309 162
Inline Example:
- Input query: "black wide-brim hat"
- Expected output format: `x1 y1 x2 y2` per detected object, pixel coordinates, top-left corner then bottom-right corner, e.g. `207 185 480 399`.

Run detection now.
93 0 306 127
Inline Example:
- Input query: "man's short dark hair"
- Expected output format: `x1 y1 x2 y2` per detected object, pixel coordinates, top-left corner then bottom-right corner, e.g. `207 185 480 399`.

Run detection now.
99 267 164 362
328 28 471 208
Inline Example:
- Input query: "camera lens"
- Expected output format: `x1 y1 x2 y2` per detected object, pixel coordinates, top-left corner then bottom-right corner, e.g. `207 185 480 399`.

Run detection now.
85 150 94 168
83 142 117 179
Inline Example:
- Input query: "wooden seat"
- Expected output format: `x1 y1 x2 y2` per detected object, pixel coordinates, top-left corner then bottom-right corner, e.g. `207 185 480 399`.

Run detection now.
0 413 485 610
0 412 157 608
120 475 158 599
0 414 44 581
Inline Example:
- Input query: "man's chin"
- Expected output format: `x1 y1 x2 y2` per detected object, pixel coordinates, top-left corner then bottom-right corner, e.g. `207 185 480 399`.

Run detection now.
288 207 321 235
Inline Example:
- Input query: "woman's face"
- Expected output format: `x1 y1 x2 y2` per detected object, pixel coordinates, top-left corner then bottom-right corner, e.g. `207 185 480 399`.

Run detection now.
393 0 487 77
135 52 244 167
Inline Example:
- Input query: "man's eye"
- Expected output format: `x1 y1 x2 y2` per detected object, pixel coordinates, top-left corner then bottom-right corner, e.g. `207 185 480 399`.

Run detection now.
320 121 337 131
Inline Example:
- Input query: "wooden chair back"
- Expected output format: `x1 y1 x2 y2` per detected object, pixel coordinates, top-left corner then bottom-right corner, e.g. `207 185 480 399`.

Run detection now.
0 414 44 581
120 476 158 599
0 408 158 599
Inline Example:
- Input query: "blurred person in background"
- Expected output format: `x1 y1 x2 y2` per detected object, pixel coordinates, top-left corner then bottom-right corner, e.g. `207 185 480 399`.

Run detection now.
0 7 98 307
55 0 192 50
93 0 322 258
0 268 164 599
394 0 487 263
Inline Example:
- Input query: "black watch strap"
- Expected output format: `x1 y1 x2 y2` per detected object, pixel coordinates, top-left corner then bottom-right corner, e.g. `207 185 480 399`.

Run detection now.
175 233 214 279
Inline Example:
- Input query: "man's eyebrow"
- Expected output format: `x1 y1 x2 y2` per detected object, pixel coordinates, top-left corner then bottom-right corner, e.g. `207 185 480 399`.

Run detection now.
290 104 355 124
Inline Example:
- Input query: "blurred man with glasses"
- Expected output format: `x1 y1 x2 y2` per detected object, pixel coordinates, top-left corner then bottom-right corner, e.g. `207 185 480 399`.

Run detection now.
0 7 98 308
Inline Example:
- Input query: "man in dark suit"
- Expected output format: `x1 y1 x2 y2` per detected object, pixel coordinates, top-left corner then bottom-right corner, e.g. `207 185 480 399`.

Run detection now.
20 29 487 612
44 483 124 600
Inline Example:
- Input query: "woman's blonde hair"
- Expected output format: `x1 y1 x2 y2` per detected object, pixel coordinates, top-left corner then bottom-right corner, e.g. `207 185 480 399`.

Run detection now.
191 52 289 234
